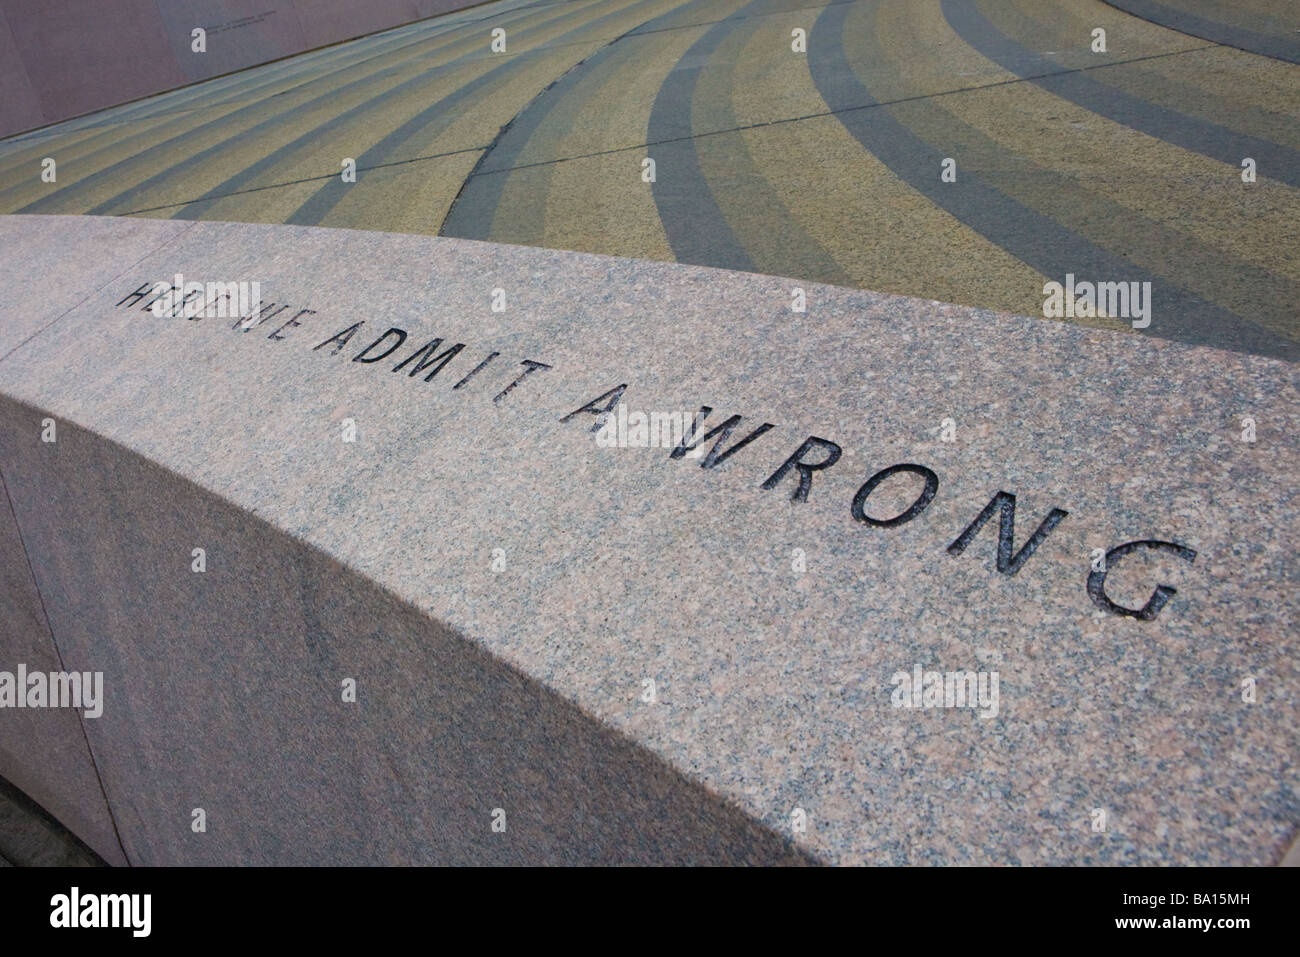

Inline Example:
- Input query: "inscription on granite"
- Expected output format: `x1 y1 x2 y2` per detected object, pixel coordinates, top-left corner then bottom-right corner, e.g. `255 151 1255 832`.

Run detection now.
116 279 1200 622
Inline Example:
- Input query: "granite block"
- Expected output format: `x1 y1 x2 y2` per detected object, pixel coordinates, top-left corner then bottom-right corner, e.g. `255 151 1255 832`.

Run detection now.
0 467 124 865
0 399 806 864
0 215 195 358
0 213 1295 864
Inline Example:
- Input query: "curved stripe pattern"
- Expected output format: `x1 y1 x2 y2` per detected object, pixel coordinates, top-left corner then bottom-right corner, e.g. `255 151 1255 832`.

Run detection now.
640 0 767 271
940 0 1300 188
1101 0 1300 63
436 0 692 241
807 0 1289 358
0 0 1296 360
12 2 565 216
77 1 605 218
285 0 679 226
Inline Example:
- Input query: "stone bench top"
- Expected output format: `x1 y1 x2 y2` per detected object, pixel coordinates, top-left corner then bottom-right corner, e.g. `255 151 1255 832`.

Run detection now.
1 213 1296 864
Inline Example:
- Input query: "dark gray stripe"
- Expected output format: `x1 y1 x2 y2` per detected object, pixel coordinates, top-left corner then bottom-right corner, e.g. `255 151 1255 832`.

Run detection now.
645 0 774 272
441 0 712 240
178 1 595 221
809 1 1295 361
941 0 1300 189
1101 0 1300 64
289 0 665 226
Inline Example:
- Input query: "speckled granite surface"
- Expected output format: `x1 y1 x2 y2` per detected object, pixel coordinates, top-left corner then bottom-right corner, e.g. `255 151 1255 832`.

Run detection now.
0 213 1295 864
0 469 124 865
0 215 191 358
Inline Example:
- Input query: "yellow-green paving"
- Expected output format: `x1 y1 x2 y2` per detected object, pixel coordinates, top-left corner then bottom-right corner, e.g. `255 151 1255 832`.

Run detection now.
3 0 1297 358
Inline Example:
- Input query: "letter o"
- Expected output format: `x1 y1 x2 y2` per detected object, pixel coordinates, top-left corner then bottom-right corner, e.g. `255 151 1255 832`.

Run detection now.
851 463 939 527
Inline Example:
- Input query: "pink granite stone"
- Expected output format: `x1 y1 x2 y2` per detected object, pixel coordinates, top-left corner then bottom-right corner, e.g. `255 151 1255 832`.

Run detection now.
0 214 1294 865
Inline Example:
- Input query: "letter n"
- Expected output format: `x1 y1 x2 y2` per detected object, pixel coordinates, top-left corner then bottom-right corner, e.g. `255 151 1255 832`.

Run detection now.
947 491 1068 576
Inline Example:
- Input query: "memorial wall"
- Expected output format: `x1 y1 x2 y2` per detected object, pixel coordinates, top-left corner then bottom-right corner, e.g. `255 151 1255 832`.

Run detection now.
1 213 1295 865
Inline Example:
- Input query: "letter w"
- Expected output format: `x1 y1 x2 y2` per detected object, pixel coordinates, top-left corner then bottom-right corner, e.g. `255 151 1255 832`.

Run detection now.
670 406 773 469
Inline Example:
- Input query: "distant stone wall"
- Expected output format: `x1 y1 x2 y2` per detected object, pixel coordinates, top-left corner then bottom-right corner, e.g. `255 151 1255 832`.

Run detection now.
0 0 482 138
